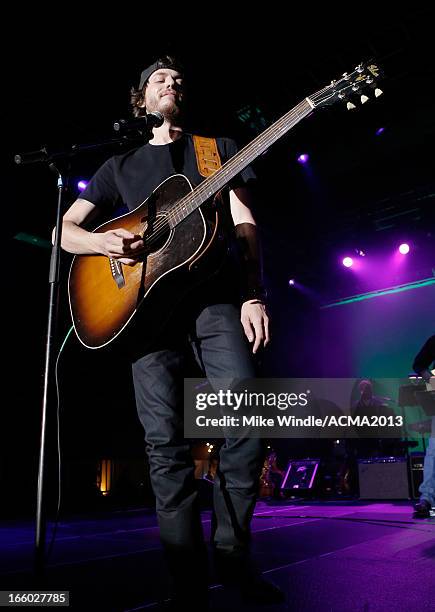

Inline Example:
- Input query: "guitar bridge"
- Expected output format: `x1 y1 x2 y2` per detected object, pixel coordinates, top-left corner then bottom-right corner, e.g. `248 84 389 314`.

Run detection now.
109 258 125 289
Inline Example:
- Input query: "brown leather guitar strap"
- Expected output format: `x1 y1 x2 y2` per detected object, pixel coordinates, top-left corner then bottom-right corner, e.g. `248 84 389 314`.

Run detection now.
193 135 222 177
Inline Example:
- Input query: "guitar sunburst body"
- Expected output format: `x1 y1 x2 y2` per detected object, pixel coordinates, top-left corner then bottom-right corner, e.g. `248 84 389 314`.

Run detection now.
69 174 224 349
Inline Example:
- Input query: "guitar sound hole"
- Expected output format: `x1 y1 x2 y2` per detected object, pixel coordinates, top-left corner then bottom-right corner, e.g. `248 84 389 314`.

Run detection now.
144 215 171 254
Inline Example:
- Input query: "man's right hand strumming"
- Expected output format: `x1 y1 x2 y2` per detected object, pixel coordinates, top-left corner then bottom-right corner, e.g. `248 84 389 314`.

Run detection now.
95 228 144 265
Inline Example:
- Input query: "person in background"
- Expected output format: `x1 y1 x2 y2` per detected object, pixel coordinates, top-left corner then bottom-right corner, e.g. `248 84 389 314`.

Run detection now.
412 335 435 517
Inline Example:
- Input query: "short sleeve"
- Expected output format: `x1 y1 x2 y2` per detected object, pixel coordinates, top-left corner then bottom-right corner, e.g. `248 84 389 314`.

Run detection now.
218 138 257 191
79 158 122 212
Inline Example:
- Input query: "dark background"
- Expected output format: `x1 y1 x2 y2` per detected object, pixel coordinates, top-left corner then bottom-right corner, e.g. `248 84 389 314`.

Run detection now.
2 8 434 516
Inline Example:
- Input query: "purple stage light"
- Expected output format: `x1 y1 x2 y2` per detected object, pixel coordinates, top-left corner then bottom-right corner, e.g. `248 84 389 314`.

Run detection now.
288 279 295 286
297 154 309 164
375 127 385 136
77 180 88 191
399 243 410 255
342 257 354 268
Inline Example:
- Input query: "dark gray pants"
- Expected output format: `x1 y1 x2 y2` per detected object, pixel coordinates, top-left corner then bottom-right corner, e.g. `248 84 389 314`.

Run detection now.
131 303 264 592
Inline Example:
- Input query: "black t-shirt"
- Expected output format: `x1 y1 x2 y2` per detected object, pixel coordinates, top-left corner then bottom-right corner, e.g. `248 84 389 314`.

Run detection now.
80 133 256 214
79 133 256 308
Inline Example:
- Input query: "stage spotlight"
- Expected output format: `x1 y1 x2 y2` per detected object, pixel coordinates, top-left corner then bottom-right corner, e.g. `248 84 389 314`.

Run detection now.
399 243 410 255
375 127 385 136
77 180 88 191
288 279 295 286
297 154 309 164
342 257 354 268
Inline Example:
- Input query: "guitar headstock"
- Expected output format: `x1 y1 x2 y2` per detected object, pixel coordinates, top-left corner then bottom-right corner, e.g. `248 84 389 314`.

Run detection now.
307 61 383 110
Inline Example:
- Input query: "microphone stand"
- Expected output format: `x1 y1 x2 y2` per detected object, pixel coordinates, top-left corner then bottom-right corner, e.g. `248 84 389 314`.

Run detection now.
14 127 154 581
34 161 64 580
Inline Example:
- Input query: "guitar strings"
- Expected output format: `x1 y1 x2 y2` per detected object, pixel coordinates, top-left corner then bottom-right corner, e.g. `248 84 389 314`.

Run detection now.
160 78 344 229
144 83 339 244
142 100 310 248
138 71 366 249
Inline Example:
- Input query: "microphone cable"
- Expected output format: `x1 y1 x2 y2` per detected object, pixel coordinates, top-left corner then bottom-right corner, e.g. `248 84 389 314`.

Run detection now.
45 325 74 563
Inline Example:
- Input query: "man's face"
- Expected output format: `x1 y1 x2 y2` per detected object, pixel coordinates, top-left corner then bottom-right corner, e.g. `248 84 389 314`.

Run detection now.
142 68 184 118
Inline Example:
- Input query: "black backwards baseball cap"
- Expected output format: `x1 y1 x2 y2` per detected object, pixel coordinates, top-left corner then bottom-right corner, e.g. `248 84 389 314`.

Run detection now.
138 56 184 90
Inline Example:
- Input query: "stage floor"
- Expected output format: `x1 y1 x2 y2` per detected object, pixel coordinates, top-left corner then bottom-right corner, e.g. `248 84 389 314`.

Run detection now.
1 500 434 611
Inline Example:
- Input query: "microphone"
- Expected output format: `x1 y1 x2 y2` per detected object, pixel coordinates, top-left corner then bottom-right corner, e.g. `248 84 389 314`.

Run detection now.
14 146 49 165
113 111 164 133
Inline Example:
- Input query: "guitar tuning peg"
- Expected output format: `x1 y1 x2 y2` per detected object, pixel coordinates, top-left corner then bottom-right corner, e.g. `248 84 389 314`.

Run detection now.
374 88 383 98
360 94 369 104
347 101 356 110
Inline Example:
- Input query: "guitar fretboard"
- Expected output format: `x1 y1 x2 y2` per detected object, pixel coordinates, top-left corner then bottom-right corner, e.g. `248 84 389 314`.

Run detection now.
168 98 313 228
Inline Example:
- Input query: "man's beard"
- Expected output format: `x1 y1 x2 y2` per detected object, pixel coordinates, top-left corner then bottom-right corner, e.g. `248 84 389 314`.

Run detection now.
149 94 182 120
160 102 181 120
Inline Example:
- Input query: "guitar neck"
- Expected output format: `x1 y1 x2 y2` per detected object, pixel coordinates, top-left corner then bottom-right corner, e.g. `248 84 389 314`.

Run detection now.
168 98 314 228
